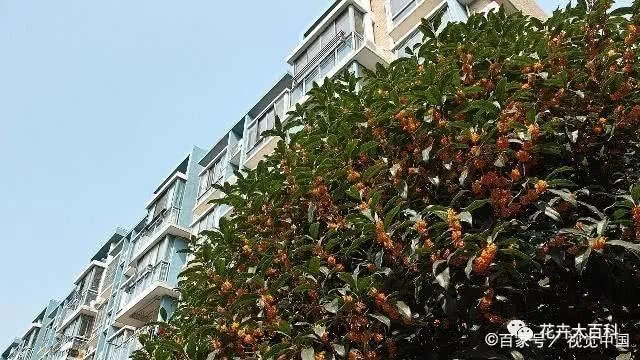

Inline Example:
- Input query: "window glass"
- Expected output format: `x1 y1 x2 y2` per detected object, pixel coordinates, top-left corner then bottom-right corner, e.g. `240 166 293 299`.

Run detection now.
294 53 307 75
391 0 415 21
320 24 336 47
354 10 364 35
246 121 258 150
265 109 275 133
336 10 350 35
274 94 286 121
257 111 270 137
152 190 168 218
396 29 422 57
307 38 322 61
319 53 336 78
304 68 319 91
336 37 353 63
291 83 303 104
198 174 208 196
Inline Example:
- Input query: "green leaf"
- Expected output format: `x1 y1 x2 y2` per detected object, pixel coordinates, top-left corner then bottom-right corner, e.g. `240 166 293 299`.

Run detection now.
607 240 640 259
575 247 591 274
459 211 473 225
396 301 411 319
310 222 320 240
369 313 391 328
631 183 640 202
432 260 450 289
301 348 315 360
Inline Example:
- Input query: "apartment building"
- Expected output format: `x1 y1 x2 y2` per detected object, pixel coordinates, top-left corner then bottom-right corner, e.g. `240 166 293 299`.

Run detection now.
2 0 544 359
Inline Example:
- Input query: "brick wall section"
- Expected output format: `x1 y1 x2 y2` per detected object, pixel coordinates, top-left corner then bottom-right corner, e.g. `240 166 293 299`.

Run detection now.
369 0 395 56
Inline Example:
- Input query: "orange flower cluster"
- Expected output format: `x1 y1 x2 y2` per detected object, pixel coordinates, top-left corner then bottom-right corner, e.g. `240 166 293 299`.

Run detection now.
369 288 400 321
460 52 474 85
472 243 497 274
375 220 394 251
498 101 526 133
311 177 345 230
535 180 548 194
447 209 464 248
347 167 361 182
591 236 607 251
394 110 420 133
478 288 494 313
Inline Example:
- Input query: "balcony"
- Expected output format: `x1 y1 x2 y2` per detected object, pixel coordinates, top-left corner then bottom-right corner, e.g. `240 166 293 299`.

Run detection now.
58 289 98 332
128 207 190 265
242 89 289 169
115 261 178 327
52 335 88 357
6 347 33 360
98 253 120 301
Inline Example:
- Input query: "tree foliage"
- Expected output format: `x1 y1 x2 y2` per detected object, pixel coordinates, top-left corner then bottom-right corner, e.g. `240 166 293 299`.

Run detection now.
134 1 640 359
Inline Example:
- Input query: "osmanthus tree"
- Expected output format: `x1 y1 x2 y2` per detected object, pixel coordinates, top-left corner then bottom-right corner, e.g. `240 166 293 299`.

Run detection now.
133 1 640 359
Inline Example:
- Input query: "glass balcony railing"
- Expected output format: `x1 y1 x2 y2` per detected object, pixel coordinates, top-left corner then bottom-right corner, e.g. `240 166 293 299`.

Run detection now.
132 207 181 257
118 261 170 313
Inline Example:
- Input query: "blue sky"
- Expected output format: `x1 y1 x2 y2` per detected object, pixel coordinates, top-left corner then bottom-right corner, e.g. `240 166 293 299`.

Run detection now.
0 0 565 349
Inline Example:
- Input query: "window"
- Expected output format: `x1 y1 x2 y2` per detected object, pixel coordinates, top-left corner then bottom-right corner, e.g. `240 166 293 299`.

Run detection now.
394 4 448 57
195 210 217 233
91 267 104 291
294 54 308 75
274 94 286 120
336 10 350 35
307 39 322 61
336 37 353 63
291 82 303 105
390 0 417 23
395 29 422 57
319 55 335 78
305 68 319 91
354 11 364 36
198 157 226 197
246 92 287 152
320 25 336 47
152 190 168 218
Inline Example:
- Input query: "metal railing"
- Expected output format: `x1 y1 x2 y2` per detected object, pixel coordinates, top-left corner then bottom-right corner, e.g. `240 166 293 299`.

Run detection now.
60 289 98 324
118 261 170 313
101 253 120 293
6 347 33 360
132 207 181 257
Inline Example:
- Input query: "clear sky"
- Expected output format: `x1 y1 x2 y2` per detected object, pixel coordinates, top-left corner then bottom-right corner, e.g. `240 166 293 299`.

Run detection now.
0 0 567 349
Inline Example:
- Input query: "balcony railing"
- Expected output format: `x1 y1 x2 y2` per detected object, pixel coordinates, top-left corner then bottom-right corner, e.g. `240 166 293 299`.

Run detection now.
100 253 120 293
61 289 98 323
118 261 170 313
52 335 88 354
132 207 181 257
7 347 33 360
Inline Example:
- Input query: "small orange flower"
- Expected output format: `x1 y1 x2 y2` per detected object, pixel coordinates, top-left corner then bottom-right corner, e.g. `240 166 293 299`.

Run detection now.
473 243 497 274
510 168 522 182
535 180 548 194
496 136 509 150
470 131 481 144
591 236 606 251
